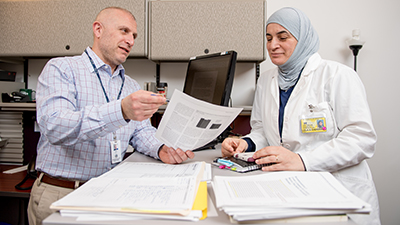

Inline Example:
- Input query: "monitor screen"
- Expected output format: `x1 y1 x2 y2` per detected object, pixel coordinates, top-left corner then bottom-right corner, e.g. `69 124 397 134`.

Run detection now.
183 51 237 106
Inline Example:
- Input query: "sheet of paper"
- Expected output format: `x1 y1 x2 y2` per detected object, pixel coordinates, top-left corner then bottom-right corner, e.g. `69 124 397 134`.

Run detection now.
156 90 242 151
213 171 370 209
58 181 217 222
213 171 371 221
99 161 204 179
225 206 369 221
202 163 212 182
52 176 198 212
2 165 27 174
51 162 206 215
60 209 202 221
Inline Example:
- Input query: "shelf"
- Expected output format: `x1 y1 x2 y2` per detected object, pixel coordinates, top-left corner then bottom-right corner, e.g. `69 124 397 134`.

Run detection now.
0 102 36 111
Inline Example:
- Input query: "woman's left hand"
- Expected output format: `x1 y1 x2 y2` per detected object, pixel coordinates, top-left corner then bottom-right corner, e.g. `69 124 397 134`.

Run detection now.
252 146 305 171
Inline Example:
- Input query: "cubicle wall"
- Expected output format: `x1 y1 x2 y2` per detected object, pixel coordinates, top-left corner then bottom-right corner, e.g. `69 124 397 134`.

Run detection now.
0 0 146 57
148 0 266 61
0 0 266 62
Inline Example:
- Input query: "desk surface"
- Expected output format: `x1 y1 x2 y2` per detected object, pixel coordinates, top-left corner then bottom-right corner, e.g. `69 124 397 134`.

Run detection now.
43 148 356 225
0 164 34 198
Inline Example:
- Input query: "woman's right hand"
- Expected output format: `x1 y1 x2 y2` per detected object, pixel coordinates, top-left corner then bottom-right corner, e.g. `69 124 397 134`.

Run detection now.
221 138 248 157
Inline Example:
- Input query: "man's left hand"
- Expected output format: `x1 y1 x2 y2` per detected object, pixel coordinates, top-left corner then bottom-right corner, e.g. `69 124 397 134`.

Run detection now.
159 145 195 164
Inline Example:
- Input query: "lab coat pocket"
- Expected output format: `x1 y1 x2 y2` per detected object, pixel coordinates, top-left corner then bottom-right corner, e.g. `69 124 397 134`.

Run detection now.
300 101 337 139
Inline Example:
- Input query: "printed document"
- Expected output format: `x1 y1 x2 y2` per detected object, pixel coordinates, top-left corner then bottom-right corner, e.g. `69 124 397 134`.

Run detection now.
51 162 205 218
156 90 242 150
213 171 371 221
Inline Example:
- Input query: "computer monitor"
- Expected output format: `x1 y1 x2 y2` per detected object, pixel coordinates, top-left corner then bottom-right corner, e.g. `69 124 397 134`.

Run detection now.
183 51 237 107
183 51 237 150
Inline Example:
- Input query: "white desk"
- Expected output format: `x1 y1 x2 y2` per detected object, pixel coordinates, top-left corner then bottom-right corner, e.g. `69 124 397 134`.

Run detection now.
43 147 356 225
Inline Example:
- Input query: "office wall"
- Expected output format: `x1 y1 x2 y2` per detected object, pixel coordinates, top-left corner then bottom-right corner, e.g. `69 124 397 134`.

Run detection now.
25 0 400 224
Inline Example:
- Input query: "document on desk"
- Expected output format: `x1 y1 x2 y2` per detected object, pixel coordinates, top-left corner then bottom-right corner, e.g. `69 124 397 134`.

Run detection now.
156 90 242 151
99 161 205 179
213 171 371 221
51 162 206 220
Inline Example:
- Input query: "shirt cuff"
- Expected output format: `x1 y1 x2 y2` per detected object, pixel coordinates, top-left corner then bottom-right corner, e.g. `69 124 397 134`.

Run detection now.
242 137 256 152
297 153 307 171
156 144 165 161
99 100 129 131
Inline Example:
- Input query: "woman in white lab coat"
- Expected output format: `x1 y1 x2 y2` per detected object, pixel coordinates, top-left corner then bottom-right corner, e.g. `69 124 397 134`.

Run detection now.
221 7 380 225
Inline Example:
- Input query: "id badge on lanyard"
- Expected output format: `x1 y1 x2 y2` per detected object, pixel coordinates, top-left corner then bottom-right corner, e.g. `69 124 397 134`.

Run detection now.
110 132 122 164
300 104 327 133
85 50 124 164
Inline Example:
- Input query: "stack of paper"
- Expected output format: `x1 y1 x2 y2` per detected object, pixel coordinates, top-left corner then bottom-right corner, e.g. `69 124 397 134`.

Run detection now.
213 171 371 222
51 162 207 222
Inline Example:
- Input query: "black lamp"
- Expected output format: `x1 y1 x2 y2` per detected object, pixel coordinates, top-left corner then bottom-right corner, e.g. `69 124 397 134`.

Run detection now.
347 29 365 72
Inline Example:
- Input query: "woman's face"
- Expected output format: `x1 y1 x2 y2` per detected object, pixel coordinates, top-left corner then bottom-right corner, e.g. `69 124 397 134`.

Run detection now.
266 23 298 66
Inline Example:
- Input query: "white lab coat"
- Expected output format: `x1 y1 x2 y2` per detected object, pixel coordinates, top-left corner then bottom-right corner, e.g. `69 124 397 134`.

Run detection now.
246 53 380 225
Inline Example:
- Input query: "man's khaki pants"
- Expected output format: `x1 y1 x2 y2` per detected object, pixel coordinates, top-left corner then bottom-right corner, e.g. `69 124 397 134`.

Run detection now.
27 174 73 225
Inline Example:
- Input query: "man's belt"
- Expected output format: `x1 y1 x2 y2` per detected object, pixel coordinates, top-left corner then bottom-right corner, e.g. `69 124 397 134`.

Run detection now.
39 172 85 189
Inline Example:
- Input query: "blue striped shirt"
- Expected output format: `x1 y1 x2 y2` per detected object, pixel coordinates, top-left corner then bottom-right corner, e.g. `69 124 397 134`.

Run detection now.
36 47 163 181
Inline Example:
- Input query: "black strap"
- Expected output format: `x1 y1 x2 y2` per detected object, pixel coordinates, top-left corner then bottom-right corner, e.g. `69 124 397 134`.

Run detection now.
15 171 37 190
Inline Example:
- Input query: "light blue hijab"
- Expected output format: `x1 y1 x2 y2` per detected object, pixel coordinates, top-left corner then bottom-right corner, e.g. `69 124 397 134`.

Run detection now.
267 7 320 91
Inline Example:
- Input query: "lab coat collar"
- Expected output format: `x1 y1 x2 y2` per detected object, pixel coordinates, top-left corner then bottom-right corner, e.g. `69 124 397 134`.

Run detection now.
301 53 321 76
288 53 321 97
270 53 321 81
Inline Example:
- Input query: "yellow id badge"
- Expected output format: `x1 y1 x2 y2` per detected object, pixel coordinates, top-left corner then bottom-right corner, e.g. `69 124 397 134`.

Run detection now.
301 117 327 133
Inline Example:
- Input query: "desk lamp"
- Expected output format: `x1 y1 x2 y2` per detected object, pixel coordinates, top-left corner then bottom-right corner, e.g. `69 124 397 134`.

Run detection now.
347 29 365 71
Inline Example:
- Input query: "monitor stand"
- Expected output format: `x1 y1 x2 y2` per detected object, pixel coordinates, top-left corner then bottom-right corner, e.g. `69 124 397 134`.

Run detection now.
192 127 232 151
192 139 219 151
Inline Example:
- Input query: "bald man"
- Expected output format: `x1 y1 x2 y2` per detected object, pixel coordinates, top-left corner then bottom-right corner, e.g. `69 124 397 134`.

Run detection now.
28 7 194 224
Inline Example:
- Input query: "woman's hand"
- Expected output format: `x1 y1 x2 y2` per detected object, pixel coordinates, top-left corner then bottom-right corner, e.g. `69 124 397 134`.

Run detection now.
252 146 305 171
221 138 248 157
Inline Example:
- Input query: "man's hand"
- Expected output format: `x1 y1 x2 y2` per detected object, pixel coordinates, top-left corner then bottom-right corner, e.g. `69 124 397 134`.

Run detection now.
121 90 166 121
159 145 195 164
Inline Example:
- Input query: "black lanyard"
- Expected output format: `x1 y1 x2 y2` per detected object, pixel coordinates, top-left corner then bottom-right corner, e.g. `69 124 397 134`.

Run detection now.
85 49 124 103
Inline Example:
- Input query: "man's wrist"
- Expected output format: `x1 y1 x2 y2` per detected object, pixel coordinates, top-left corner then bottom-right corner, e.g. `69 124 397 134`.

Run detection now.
120 99 128 120
120 99 131 122
156 144 165 160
